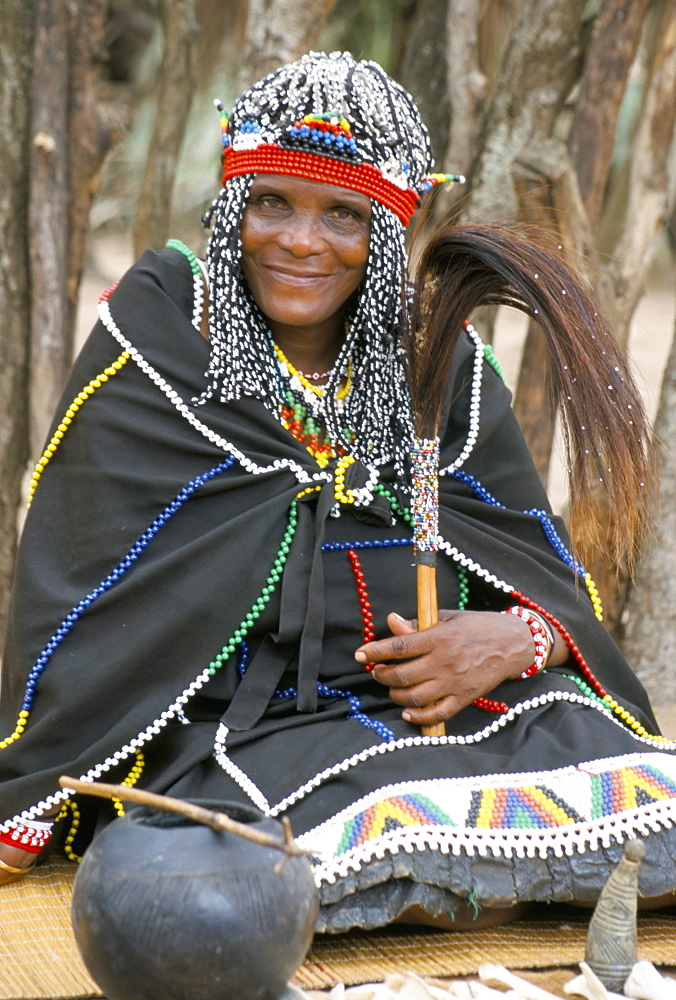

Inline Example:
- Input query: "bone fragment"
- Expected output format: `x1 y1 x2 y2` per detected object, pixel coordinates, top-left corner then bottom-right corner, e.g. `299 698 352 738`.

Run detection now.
478 963 561 1000
623 961 676 1000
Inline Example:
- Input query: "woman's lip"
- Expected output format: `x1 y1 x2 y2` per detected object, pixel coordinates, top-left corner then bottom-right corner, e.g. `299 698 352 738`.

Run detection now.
264 265 331 284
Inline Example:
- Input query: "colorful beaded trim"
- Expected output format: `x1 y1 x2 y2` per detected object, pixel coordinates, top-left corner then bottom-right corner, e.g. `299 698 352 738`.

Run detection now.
297 750 676 884
27 350 130 508
221 145 420 226
281 113 360 164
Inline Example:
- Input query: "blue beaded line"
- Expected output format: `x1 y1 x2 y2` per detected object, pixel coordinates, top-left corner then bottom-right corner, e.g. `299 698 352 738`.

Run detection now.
19 457 237 714
322 538 412 552
449 469 586 577
236 640 395 741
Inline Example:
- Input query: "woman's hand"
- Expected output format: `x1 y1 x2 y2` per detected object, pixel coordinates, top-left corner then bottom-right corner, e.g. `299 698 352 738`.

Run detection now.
354 609 535 727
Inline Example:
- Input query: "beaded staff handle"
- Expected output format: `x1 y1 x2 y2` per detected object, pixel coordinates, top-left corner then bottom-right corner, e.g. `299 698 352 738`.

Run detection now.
411 437 445 738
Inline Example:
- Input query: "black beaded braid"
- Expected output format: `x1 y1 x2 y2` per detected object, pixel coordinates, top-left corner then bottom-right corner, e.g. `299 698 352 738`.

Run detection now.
202 52 435 473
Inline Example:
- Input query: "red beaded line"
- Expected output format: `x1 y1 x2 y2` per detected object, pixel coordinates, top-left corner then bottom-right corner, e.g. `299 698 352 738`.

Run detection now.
474 696 509 714
348 549 376 666
222 145 420 226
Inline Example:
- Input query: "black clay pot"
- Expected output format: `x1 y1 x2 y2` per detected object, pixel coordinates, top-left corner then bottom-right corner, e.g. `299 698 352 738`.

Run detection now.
70 800 319 1000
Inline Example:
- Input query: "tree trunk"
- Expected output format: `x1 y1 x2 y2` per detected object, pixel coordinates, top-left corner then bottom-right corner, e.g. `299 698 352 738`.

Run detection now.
29 0 71 459
133 0 199 256
0 4 34 648
236 0 340 93
29 0 118 457
568 0 652 227
621 320 676 701
465 0 586 223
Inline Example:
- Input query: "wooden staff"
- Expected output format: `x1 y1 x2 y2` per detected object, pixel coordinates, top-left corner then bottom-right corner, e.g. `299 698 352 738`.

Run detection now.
410 436 445 737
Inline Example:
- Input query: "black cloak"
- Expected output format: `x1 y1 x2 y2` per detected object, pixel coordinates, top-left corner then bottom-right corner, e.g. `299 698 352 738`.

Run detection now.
2 249 675 930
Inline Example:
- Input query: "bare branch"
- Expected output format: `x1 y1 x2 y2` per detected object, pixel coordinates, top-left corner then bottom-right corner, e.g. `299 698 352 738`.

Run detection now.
568 0 652 227
133 0 198 256
59 776 310 858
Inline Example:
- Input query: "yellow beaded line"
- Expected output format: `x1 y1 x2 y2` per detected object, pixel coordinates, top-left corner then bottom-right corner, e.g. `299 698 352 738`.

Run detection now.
273 342 353 400
0 710 29 750
56 799 83 863
111 751 146 817
296 485 323 501
585 572 604 621
27 351 131 509
334 455 357 505
602 695 671 743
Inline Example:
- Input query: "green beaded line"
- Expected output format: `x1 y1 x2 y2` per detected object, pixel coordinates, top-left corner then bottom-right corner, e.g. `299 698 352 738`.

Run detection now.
374 483 412 526
374 484 469 610
166 238 201 276
482 343 506 383
456 565 469 610
207 501 299 677
563 673 614 715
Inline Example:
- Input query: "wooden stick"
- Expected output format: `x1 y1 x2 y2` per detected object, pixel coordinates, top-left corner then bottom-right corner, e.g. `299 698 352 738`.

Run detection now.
417 564 445 738
59 776 309 858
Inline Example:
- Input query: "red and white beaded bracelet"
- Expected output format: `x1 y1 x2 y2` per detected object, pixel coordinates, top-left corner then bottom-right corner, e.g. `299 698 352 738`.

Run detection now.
502 605 552 678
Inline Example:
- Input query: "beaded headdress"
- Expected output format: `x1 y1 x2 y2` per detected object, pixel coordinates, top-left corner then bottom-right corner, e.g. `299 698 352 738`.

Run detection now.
203 51 452 474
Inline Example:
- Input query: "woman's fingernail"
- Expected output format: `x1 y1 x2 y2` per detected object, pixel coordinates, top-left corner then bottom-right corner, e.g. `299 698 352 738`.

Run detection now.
391 612 405 622
402 711 412 722
355 651 367 662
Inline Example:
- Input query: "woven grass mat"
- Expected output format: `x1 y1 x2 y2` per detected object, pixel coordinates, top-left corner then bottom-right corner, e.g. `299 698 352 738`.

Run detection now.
1 860 676 999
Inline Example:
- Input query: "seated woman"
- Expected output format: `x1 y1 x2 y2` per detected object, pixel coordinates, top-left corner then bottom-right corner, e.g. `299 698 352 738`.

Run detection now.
1 51 675 932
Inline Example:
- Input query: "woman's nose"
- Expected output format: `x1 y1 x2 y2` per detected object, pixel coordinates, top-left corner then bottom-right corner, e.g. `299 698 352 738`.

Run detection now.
276 211 322 256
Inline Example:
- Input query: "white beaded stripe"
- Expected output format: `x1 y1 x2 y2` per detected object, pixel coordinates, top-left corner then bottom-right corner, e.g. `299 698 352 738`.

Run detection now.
436 535 513 593
4 685 674 834
306 797 676 885
191 270 204 331
214 723 271 813
204 691 676 823
97 299 331 487
438 324 485 476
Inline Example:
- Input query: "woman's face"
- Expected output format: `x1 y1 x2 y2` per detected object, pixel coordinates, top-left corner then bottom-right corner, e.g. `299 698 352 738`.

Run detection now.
240 173 371 350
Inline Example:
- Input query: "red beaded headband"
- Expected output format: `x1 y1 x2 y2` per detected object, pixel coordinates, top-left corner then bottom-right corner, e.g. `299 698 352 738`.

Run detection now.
221 145 421 226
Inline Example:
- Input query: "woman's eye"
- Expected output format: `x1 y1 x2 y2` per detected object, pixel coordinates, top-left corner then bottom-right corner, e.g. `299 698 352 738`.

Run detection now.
258 195 287 211
328 206 366 225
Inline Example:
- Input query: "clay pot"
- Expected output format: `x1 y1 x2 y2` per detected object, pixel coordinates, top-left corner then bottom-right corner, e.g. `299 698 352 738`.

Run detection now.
71 800 319 1000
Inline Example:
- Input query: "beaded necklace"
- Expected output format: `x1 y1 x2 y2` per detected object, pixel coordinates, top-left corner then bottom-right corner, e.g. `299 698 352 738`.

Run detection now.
273 340 356 468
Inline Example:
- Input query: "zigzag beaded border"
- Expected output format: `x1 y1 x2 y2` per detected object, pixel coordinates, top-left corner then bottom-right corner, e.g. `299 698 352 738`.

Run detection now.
97 294 332 487
207 691 676 826
305 784 676 886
